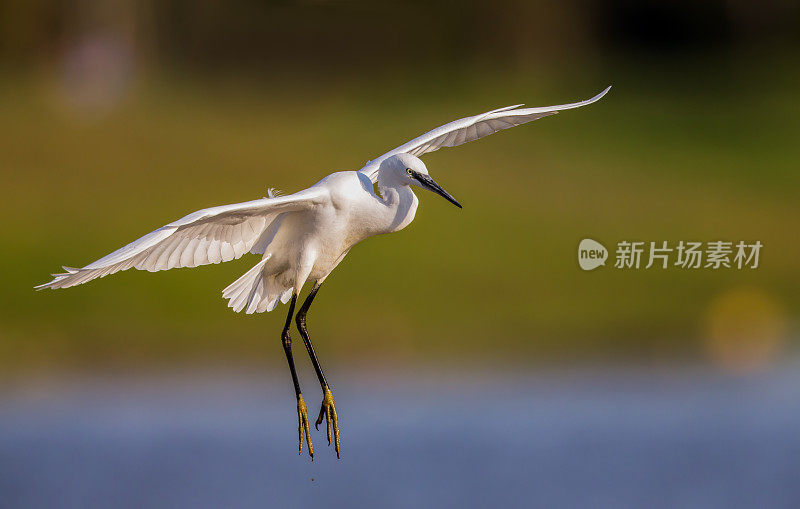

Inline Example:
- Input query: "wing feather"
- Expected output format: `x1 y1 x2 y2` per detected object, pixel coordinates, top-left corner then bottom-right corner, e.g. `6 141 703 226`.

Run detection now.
358 86 610 181
207 238 222 264
36 187 327 290
168 236 191 270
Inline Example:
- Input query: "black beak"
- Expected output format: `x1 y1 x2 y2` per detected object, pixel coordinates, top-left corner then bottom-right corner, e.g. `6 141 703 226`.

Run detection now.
413 173 462 209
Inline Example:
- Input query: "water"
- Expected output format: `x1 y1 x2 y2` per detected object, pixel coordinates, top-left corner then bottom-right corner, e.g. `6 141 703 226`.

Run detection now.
1 367 799 508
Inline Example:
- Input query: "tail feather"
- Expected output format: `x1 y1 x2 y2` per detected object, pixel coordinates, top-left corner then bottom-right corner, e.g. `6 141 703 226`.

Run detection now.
222 255 293 314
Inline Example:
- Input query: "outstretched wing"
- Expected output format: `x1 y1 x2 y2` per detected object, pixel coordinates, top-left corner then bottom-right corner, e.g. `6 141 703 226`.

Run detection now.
358 86 611 181
36 187 327 290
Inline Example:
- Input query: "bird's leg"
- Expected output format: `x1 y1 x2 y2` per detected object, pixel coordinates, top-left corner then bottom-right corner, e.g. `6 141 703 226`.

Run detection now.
282 294 313 459
295 283 340 458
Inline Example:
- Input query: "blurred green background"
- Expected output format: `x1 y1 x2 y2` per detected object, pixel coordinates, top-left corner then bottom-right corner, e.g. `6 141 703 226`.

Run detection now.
1 0 798 377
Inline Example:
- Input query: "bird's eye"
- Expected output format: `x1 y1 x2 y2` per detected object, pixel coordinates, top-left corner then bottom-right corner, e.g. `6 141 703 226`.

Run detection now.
406 168 413 176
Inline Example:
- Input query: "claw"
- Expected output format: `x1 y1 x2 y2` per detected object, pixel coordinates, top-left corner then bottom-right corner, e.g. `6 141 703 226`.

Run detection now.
314 386 340 458
297 395 314 459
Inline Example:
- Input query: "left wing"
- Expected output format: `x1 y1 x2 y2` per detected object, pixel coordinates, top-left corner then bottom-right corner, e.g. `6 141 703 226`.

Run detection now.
35 187 327 290
358 86 611 181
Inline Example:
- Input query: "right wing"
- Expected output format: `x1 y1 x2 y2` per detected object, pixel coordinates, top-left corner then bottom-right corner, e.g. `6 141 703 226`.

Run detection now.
358 87 611 181
36 187 327 290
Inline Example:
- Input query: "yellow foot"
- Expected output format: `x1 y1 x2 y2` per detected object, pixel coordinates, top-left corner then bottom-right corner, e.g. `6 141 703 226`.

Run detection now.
315 386 341 458
297 395 314 459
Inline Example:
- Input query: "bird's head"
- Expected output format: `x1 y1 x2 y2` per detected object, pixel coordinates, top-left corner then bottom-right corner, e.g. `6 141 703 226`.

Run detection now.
379 153 462 208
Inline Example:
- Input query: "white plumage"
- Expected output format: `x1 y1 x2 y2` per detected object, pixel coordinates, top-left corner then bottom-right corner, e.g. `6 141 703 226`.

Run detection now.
358 86 610 181
37 87 610 313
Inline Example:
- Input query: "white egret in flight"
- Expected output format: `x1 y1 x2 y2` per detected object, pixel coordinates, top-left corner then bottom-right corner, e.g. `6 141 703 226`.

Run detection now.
37 86 610 458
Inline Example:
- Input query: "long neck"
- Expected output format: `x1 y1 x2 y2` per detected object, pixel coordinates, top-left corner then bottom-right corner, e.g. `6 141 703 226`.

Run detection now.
375 181 419 233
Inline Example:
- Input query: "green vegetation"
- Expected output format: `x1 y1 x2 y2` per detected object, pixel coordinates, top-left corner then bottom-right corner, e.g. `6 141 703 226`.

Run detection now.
2 55 798 374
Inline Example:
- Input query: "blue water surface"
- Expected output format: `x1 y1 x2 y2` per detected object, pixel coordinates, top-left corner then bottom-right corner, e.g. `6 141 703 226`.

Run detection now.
1 367 799 508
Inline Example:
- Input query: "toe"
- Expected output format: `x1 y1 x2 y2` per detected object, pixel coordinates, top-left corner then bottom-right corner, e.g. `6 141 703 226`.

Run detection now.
315 407 324 430
297 396 314 459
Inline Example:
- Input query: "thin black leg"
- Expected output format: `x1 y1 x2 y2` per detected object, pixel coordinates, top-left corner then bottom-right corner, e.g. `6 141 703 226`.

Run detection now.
282 294 313 458
295 284 328 388
295 283 340 457
282 295 301 398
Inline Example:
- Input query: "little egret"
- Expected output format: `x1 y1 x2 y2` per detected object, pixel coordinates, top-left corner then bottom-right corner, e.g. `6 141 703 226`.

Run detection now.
37 86 610 458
